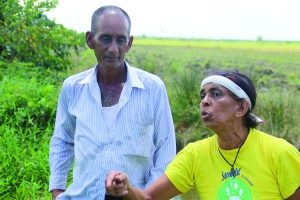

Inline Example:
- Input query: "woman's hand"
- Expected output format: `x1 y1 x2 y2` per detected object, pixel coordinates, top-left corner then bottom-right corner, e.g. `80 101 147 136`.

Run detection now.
105 171 130 197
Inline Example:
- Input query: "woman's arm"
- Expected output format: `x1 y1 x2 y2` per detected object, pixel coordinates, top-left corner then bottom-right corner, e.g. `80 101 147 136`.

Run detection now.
142 174 181 200
286 187 300 200
106 171 181 200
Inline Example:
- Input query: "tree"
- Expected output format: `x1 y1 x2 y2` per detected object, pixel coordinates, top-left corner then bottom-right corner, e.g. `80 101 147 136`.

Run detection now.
0 0 85 70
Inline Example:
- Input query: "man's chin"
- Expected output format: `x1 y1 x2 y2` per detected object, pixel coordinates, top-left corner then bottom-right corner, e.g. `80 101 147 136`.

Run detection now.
103 61 123 68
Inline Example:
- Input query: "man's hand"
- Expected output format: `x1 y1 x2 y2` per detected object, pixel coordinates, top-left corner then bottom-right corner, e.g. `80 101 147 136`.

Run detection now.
105 171 130 197
52 189 64 200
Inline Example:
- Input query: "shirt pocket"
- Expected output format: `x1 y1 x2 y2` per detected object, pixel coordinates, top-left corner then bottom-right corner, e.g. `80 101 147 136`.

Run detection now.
121 124 154 185
122 122 154 158
75 134 98 160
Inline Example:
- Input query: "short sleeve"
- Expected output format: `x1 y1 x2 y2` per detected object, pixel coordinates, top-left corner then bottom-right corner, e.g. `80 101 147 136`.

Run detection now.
274 139 300 198
165 144 195 193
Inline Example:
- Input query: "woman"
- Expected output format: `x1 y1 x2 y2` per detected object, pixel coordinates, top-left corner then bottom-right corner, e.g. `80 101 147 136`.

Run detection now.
106 71 300 200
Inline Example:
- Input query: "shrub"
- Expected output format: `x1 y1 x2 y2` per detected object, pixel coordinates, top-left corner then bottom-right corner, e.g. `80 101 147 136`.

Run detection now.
255 89 300 147
0 62 59 198
0 0 85 70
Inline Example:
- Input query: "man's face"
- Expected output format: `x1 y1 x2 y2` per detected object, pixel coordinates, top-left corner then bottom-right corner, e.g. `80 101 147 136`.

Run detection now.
87 11 133 69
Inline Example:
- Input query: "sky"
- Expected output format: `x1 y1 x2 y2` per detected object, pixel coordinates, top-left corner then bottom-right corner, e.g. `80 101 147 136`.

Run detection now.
46 0 300 41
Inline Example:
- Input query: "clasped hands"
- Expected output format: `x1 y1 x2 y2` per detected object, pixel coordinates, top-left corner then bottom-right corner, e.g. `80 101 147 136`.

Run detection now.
105 171 130 197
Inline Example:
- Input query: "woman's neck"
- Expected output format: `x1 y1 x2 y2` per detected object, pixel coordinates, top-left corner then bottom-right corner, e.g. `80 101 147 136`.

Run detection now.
216 125 249 150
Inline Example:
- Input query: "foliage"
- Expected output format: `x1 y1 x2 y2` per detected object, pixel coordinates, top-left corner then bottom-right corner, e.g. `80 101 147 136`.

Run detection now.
0 62 60 129
128 38 300 147
0 61 60 198
256 89 300 145
0 0 85 70
170 62 203 132
0 125 52 199
0 0 84 198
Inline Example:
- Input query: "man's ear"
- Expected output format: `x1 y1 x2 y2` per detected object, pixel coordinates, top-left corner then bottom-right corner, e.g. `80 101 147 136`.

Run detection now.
235 99 249 118
86 31 94 49
125 36 133 52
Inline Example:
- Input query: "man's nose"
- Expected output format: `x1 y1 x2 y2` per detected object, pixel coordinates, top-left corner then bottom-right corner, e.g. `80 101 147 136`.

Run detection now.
108 40 118 52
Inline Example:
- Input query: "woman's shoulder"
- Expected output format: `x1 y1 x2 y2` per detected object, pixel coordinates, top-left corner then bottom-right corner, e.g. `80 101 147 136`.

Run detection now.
183 135 217 154
251 128 299 154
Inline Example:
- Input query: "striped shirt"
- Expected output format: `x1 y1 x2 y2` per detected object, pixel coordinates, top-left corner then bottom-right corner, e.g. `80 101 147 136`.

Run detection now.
49 62 176 199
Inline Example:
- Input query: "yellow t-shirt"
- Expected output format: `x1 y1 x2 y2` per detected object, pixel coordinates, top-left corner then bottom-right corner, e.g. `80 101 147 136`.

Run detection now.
165 128 300 200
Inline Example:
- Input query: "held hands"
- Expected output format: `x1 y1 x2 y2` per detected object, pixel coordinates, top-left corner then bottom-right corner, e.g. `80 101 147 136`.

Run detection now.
51 189 64 200
105 171 130 197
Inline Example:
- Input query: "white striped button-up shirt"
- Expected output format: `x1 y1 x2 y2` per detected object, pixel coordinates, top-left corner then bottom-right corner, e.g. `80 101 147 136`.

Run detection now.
49 62 176 199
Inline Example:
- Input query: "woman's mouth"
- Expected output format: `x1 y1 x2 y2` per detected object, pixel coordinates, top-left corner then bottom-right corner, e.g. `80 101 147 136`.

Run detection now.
201 111 212 120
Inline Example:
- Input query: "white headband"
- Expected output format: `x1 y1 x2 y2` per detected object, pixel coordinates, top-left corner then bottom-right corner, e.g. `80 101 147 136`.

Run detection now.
201 75 252 110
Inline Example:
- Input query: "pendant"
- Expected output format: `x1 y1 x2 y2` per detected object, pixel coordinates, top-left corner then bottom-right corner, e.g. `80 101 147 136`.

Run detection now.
231 167 236 177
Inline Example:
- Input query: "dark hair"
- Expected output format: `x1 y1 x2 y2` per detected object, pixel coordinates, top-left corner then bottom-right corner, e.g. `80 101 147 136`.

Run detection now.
91 5 131 35
214 70 259 128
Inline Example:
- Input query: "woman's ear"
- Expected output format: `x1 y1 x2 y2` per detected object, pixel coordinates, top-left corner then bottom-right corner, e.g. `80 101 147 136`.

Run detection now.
86 31 94 49
235 99 249 118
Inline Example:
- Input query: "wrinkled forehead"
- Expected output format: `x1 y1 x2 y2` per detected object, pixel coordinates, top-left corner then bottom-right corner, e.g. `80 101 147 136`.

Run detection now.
94 12 130 34
99 11 129 26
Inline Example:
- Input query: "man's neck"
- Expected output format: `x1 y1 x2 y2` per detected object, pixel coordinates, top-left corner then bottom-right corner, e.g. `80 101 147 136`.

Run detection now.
97 64 127 85
97 64 127 107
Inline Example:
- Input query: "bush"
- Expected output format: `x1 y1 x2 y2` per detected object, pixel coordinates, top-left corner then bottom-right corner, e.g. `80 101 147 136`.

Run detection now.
0 62 59 198
0 0 85 70
0 65 59 130
255 89 300 147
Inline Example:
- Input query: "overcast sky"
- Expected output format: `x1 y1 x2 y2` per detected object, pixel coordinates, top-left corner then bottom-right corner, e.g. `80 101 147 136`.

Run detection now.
46 0 300 41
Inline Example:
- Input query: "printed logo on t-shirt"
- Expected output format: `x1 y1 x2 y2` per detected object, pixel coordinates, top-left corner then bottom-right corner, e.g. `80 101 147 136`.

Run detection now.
217 178 252 199
217 168 252 199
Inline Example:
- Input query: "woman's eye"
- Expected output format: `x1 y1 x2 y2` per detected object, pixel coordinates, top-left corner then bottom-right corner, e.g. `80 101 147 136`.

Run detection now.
200 93 206 100
212 90 222 97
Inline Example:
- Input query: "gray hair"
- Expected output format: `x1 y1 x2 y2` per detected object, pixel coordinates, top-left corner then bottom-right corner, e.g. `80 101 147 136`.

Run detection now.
91 5 131 35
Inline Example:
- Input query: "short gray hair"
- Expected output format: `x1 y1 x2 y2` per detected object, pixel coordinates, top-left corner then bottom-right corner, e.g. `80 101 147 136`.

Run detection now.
91 5 131 35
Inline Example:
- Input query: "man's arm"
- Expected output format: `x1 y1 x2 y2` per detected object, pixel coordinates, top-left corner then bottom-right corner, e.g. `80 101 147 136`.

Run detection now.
147 82 176 186
49 83 75 194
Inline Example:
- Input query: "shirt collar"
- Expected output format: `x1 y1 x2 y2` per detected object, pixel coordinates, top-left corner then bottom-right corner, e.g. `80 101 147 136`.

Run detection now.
78 65 97 84
126 62 145 89
78 62 145 89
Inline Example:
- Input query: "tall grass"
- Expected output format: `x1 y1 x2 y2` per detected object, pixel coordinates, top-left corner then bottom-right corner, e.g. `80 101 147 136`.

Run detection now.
256 89 300 146
0 62 58 199
128 38 300 148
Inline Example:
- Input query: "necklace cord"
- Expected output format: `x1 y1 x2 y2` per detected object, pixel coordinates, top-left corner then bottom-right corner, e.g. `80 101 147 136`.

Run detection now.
218 139 246 169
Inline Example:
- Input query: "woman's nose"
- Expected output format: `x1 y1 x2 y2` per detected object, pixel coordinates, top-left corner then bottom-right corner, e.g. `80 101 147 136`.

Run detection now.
201 95 211 107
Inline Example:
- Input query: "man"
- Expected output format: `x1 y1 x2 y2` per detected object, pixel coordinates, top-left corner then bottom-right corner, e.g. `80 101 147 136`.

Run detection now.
49 5 176 200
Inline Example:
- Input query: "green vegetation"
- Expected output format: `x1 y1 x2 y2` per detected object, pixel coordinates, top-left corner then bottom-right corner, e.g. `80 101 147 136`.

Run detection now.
0 0 85 70
0 1 299 198
126 37 300 150
0 0 85 198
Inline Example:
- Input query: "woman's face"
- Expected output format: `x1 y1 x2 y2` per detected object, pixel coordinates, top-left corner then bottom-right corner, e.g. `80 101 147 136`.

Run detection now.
199 83 241 130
